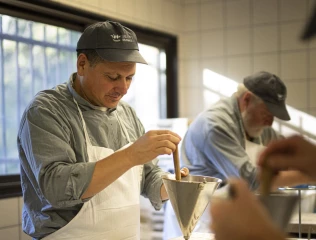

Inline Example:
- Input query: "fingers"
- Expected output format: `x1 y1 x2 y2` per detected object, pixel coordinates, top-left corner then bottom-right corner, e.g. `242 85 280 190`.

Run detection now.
225 178 251 200
155 143 182 155
147 130 181 140
264 154 300 170
154 140 178 153
180 167 189 176
150 132 181 144
132 130 182 161
258 135 301 167
146 130 182 155
210 200 231 231
210 179 255 234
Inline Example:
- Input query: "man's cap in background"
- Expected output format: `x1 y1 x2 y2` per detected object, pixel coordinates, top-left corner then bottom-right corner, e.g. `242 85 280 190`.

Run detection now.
301 4 316 40
77 21 147 64
244 71 290 121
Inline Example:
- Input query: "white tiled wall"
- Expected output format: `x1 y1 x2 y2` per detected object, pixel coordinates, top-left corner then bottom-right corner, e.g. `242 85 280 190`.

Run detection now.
51 0 316 119
0 197 31 240
53 0 182 34
177 0 316 119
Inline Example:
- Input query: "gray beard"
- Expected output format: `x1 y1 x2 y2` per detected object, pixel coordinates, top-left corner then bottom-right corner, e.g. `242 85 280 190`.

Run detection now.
241 111 264 138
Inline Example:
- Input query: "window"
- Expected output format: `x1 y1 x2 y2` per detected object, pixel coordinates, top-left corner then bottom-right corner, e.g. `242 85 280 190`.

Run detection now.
123 44 167 125
0 15 81 176
0 15 169 177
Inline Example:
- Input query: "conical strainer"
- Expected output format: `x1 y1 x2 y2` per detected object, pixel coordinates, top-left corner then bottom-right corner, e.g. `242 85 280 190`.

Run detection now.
162 174 222 240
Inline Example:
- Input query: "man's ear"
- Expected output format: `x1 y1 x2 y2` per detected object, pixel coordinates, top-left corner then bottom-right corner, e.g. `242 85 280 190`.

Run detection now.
77 53 87 76
242 91 252 108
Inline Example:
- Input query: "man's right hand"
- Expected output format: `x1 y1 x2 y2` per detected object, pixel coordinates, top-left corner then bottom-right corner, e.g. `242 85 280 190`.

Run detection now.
210 179 285 240
258 135 316 182
123 130 181 166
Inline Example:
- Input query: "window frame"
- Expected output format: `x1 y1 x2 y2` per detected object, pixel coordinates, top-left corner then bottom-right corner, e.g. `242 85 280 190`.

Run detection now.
0 0 178 199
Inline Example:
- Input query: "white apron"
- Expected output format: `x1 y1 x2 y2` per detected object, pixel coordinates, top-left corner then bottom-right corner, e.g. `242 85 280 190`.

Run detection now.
245 137 266 166
44 99 142 240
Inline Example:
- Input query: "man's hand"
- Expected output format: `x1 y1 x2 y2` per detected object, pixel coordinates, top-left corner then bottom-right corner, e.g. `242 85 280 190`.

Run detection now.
210 179 285 240
124 130 181 167
180 167 189 177
258 135 316 182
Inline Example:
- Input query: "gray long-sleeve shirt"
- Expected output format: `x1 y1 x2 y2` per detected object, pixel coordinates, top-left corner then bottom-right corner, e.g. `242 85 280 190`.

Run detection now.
181 96 281 189
18 73 166 239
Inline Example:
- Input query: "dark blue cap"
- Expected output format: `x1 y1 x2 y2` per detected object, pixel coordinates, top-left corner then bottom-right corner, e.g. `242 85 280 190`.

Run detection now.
77 21 147 64
244 71 290 121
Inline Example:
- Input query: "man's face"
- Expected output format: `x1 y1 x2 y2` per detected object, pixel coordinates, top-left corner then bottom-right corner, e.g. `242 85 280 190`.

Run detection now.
242 101 274 138
78 58 136 109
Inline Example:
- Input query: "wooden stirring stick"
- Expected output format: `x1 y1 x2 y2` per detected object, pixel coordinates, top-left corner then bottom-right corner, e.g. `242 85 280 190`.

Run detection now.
173 145 181 181
260 158 274 196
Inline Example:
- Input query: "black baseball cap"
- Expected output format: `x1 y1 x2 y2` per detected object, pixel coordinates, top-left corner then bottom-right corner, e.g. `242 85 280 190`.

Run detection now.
244 71 290 121
77 21 147 64
301 4 316 41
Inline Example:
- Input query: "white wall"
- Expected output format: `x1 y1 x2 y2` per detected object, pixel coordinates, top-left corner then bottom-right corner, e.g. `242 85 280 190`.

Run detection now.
52 0 183 35
0 197 31 240
178 0 316 119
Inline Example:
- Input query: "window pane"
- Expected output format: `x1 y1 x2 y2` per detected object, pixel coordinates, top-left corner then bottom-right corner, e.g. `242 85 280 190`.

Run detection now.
70 31 81 46
32 22 45 41
139 44 159 66
3 40 18 160
46 47 58 88
19 43 33 119
17 19 31 38
60 51 77 81
33 45 46 91
5 162 19 174
2 15 16 35
45 25 58 44
0 15 79 176
122 44 167 126
59 28 70 45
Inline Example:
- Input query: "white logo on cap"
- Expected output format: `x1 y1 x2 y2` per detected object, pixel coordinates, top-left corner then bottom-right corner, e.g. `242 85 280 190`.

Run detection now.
111 34 121 42
111 34 133 43
277 94 285 101
122 34 133 42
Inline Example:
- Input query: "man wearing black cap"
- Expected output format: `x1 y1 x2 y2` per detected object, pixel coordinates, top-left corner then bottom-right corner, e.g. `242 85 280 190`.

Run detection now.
179 71 290 185
18 21 188 240
209 5 316 240
164 71 291 240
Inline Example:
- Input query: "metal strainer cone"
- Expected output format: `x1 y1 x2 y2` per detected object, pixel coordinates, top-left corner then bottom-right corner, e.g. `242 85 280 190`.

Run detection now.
162 174 222 240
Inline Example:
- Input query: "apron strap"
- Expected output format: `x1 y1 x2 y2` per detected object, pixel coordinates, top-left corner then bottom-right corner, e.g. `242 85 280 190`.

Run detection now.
73 97 93 146
115 110 131 143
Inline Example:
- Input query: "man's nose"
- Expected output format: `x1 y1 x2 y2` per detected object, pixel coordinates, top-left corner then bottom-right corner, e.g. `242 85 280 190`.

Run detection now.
115 79 129 94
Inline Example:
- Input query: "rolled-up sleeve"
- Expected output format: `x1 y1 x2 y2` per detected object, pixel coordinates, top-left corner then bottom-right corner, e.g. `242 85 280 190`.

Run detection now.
140 160 167 210
19 105 95 208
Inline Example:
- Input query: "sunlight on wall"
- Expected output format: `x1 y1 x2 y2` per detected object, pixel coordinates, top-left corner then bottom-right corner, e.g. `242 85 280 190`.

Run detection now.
203 69 316 141
203 69 238 97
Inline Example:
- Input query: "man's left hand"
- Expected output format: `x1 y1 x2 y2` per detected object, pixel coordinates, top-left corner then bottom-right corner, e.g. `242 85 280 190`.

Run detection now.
180 167 189 177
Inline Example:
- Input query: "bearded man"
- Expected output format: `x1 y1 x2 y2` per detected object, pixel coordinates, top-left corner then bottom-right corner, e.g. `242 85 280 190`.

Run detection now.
163 71 290 240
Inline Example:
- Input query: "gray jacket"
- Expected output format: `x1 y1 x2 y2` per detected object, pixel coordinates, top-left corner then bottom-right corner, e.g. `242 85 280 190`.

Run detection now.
18 73 165 239
181 96 281 189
